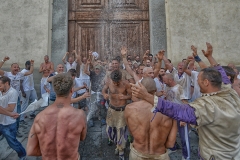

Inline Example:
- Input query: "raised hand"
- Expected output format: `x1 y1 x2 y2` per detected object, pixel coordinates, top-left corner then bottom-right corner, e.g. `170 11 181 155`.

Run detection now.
88 50 93 56
156 50 165 60
30 60 34 65
121 46 127 57
3 56 10 62
187 56 194 62
202 42 213 57
66 52 69 55
86 59 91 64
191 45 198 57
145 50 150 55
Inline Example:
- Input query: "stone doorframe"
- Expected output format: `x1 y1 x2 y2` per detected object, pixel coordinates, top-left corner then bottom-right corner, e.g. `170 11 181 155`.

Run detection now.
51 0 167 66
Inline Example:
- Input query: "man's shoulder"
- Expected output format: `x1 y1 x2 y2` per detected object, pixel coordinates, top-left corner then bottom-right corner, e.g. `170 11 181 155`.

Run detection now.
7 87 18 95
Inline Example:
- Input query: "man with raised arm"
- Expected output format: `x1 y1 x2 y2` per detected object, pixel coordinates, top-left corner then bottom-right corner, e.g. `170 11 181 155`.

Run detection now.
131 42 240 160
125 77 177 160
27 73 87 160
102 70 132 160
62 50 80 71
39 55 54 97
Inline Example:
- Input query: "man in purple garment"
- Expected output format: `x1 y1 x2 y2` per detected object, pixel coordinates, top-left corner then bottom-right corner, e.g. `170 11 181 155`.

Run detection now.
130 43 240 160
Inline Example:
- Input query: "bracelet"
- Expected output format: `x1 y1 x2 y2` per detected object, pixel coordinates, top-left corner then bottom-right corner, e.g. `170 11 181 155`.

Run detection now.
194 55 202 62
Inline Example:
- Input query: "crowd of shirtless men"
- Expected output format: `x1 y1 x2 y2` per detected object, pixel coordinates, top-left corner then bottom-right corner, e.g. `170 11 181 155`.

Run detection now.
0 42 240 160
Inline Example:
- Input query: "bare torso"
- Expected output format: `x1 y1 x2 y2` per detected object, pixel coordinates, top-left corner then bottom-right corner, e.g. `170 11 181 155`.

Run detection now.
33 104 86 160
108 81 130 107
125 100 175 155
40 62 53 77
233 78 240 97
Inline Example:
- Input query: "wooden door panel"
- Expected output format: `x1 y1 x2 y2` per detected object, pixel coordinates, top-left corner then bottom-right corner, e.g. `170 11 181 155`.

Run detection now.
68 0 149 60
75 22 107 59
110 22 143 58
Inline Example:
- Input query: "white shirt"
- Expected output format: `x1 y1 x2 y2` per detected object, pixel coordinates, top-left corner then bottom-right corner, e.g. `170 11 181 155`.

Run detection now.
75 78 90 94
4 71 24 93
165 84 185 104
171 68 191 99
191 71 201 101
65 61 77 71
154 77 166 92
79 63 90 79
21 69 34 91
237 74 240 80
0 87 18 125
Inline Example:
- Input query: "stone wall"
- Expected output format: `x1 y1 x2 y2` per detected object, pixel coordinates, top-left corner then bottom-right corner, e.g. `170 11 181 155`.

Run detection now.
0 0 52 68
0 0 52 97
165 0 240 67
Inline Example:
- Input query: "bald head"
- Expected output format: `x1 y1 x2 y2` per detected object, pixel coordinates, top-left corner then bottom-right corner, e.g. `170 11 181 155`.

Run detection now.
162 73 175 87
164 73 174 80
141 77 156 94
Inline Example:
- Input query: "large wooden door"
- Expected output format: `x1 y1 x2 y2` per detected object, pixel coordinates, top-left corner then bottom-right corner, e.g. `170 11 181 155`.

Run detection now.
68 0 149 60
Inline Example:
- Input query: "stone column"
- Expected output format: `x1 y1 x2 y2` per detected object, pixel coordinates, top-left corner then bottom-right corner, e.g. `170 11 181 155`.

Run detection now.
51 0 68 66
149 0 167 56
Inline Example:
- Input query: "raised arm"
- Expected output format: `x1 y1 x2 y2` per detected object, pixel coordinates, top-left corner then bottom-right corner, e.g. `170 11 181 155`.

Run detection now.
202 42 218 66
163 55 173 72
24 60 34 76
192 45 208 69
121 47 140 81
0 56 9 69
142 50 149 66
183 56 194 76
153 50 164 78
84 59 91 76
102 83 109 100
62 52 68 64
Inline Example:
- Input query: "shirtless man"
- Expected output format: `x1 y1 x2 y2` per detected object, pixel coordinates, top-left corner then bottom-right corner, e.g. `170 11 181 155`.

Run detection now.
102 70 132 160
125 78 177 160
39 55 54 97
27 73 87 160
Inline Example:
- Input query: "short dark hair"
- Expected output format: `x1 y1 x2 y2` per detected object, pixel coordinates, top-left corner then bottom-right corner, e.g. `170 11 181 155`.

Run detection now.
0 76 11 85
68 69 77 77
141 77 156 93
112 58 120 63
25 60 30 66
167 59 171 63
53 73 73 97
110 70 122 82
148 54 153 57
222 66 235 84
201 68 222 89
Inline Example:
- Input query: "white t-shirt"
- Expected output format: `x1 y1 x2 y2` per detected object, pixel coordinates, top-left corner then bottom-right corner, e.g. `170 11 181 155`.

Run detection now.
65 61 77 71
4 71 24 93
154 77 166 92
171 68 191 99
191 71 201 101
21 69 34 91
0 87 18 125
79 63 90 79
165 84 185 104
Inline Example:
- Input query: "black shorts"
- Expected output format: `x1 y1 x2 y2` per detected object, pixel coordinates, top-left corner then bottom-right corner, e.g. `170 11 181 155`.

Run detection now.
77 93 87 108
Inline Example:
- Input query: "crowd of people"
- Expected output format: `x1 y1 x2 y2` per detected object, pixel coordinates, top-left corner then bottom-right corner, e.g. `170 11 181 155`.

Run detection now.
0 42 240 160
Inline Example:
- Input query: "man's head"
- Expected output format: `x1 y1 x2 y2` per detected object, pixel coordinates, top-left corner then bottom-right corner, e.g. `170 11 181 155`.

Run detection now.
146 59 151 67
44 55 49 63
11 63 20 75
193 65 198 71
53 73 73 97
182 59 187 63
228 63 236 69
82 57 87 64
110 70 122 86
112 58 120 71
162 73 175 87
143 67 154 79
94 65 101 75
197 68 222 93
25 61 31 70
127 55 132 61
67 69 77 79
177 62 184 74
135 55 140 62
141 77 156 95
68 56 74 64
56 64 64 73
107 62 113 71
222 66 235 84
97 60 102 65
128 59 133 69
159 68 165 76
148 54 153 61
0 76 11 92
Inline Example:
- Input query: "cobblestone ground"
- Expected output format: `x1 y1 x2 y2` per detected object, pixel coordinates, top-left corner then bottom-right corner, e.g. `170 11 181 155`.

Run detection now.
0 107 199 160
